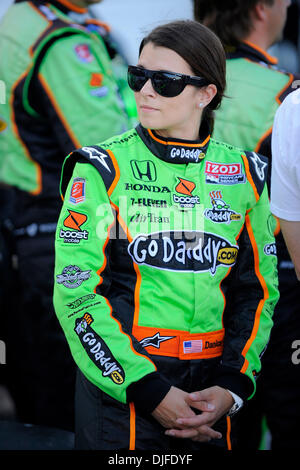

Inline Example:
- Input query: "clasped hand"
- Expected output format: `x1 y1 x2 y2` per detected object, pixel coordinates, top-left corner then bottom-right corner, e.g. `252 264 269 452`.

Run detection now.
151 385 234 442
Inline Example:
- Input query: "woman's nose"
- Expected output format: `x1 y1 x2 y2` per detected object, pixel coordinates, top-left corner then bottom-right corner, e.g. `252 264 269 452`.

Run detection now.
140 78 156 95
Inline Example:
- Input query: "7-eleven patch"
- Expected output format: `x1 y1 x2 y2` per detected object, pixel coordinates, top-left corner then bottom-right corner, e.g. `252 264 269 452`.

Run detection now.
74 44 94 63
69 177 86 204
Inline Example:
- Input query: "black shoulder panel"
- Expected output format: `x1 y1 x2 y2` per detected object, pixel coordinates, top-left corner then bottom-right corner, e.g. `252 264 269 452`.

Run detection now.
244 151 269 198
61 146 116 198
27 2 86 114
278 72 300 105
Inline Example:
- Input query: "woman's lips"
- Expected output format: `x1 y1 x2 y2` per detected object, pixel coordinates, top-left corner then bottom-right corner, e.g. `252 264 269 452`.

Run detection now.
139 105 158 112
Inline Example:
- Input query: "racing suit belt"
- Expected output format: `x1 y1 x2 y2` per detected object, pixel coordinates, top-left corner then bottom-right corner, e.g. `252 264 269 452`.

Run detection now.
132 325 224 360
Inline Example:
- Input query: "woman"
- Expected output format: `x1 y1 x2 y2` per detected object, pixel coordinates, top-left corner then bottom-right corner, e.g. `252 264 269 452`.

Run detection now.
54 20 279 450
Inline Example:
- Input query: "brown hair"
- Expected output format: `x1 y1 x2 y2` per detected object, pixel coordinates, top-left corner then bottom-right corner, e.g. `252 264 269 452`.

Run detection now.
139 20 226 135
193 0 275 46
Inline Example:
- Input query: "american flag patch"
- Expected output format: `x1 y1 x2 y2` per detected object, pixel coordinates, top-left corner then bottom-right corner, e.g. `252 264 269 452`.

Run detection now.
69 177 86 204
183 340 203 354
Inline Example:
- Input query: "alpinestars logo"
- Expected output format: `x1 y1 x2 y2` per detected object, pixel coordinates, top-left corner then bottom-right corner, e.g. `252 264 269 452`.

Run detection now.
173 178 200 209
140 332 174 349
82 146 111 173
250 152 267 181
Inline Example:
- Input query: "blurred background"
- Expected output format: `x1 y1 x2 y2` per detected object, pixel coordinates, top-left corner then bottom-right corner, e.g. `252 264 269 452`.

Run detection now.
0 0 193 65
0 0 299 68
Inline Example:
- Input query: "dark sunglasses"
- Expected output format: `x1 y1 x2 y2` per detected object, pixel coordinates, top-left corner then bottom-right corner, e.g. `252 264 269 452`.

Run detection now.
127 65 209 98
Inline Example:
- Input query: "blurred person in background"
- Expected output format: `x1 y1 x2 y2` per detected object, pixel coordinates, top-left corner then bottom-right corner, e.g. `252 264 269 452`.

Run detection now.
0 0 135 431
194 0 300 450
268 0 300 72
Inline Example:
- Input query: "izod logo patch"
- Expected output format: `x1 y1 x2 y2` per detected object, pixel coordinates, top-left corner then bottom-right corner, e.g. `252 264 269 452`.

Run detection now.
205 161 246 185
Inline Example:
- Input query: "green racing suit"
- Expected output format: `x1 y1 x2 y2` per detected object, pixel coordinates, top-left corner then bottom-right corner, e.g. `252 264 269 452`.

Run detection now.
53 123 279 449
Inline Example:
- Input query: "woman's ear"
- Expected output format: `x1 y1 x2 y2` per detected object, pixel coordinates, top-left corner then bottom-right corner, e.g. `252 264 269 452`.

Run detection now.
197 84 217 108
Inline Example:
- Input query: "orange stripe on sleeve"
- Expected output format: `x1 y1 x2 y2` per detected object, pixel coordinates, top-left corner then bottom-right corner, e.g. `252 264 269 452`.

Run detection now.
276 73 294 105
254 126 272 154
241 154 260 202
133 263 142 328
94 216 116 291
240 213 269 374
273 216 281 237
38 73 81 149
10 71 42 195
109 202 142 329
226 416 232 450
55 0 87 14
129 402 136 450
106 149 120 196
220 221 245 327
109 202 141 330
